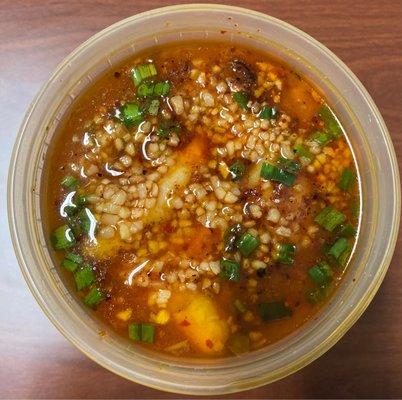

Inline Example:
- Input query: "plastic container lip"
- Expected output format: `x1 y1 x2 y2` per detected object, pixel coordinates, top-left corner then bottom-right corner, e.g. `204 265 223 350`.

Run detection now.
8 4 400 395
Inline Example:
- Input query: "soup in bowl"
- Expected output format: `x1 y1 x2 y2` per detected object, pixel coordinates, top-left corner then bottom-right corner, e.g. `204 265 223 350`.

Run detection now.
9 5 399 394
46 41 359 357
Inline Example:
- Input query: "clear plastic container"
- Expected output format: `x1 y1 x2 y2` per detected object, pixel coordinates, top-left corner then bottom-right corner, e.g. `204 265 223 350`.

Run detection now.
8 4 400 395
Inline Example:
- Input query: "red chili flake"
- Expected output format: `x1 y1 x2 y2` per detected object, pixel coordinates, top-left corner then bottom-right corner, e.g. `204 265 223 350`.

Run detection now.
180 319 190 327
205 339 213 349
163 223 174 233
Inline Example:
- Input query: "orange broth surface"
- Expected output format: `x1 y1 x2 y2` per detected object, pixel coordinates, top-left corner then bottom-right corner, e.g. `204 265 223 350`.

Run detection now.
45 41 359 357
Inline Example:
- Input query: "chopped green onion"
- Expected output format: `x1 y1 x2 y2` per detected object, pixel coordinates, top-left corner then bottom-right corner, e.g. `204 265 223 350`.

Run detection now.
68 217 83 239
118 103 143 127
310 131 332 146
137 81 156 97
236 232 259 257
61 258 79 273
141 323 155 343
156 128 170 138
328 238 349 260
319 104 342 138
169 124 181 133
154 81 170 96
131 63 157 86
277 157 301 174
61 175 78 190
128 323 141 341
147 99 160 116
156 122 180 139
137 81 170 97
338 245 352 267
220 258 241 282
260 162 296 187
65 252 83 264
257 301 292 322
227 333 250 355
275 242 296 265
315 206 346 232
50 225 76 250
61 251 83 272
351 199 359 219
84 287 105 308
128 323 155 343
75 194 88 208
224 223 243 252
308 261 332 286
338 224 356 238
294 144 312 161
60 192 79 217
74 264 95 291
79 208 97 234
232 92 249 110
259 106 278 120
229 160 246 180
338 168 355 191
60 192 87 217
234 299 246 313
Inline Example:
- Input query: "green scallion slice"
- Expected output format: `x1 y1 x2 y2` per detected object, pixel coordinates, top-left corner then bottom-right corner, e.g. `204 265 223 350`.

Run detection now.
147 99 160 116
232 92 249 110
156 122 180 139
315 206 346 232
275 242 296 265
294 144 312 161
74 264 95 291
338 245 352 267
50 225 76 250
351 199 359 219
229 160 246 180
137 81 156 97
128 323 141 341
277 157 301 174
153 81 170 96
79 208 97 234
68 217 83 239
338 224 356 238
236 232 259 257
318 104 342 138
310 131 332 146
60 198 78 217
220 258 241 282
84 287 105 308
257 301 292 322
131 63 157 86
156 128 170 138
61 258 79 273
137 81 170 97
61 175 78 189
260 162 296 187
308 261 332 286
259 106 278 120
65 252 82 264
338 168 356 191
141 323 155 343
119 102 143 127
76 194 88 208
328 237 349 260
